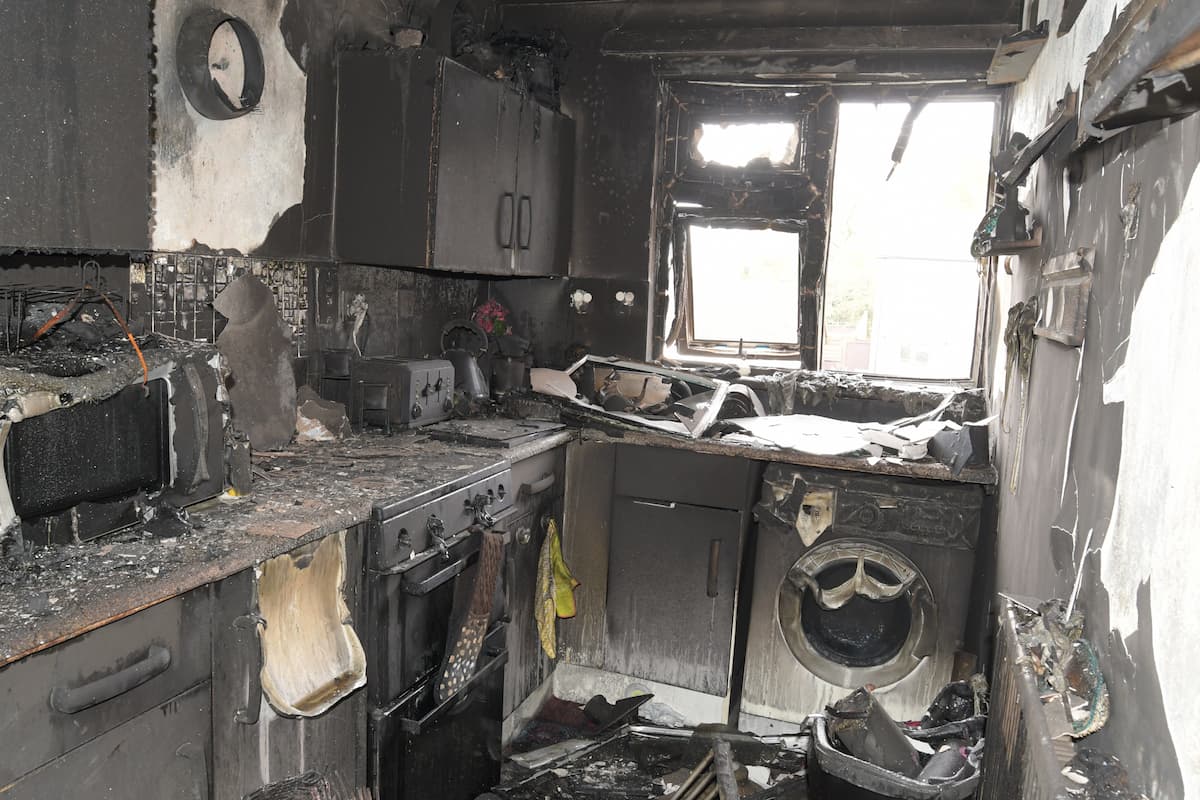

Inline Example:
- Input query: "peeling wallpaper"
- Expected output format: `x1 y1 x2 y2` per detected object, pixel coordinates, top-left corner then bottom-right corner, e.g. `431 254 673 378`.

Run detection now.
987 1 1200 795
151 0 307 254
1097 160 1200 797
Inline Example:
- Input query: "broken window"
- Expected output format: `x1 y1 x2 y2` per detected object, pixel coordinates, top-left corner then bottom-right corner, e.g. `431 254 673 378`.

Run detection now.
689 223 801 345
657 85 996 380
822 101 995 380
692 121 801 169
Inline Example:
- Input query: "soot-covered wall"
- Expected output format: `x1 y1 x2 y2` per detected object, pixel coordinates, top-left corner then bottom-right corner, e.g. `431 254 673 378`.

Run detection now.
499 3 660 360
152 0 410 258
988 1 1199 795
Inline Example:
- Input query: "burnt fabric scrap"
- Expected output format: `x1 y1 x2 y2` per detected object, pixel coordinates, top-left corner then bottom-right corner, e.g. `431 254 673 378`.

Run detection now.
437 529 506 703
536 517 580 659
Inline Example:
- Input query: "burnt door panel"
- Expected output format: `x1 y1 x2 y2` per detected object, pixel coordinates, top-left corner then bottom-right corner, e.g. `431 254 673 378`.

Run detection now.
2 682 211 799
334 49 438 268
211 527 367 800
514 101 574 276
605 498 742 696
431 61 520 274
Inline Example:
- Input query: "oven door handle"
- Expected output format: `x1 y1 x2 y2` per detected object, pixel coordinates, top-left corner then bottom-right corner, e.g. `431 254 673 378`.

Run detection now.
399 647 509 735
400 545 481 596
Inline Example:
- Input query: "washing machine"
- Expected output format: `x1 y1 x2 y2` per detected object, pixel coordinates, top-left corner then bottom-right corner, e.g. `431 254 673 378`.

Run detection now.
738 464 983 731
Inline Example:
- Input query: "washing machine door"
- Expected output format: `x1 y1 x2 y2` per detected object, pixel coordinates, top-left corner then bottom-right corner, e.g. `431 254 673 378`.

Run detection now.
777 540 937 689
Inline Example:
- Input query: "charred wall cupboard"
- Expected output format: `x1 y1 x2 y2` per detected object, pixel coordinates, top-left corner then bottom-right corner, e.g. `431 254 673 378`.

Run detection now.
334 49 574 276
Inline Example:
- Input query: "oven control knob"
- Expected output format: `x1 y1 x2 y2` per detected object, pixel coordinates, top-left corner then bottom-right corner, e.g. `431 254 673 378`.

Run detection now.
421 381 431 398
411 403 422 418
434 378 444 392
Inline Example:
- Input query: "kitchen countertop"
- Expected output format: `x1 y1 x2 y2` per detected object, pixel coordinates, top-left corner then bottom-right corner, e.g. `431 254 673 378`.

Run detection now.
0 429 572 667
0 413 993 668
580 426 998 486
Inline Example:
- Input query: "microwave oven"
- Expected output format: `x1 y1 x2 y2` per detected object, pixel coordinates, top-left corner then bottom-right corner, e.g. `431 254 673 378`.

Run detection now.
0 350 226 550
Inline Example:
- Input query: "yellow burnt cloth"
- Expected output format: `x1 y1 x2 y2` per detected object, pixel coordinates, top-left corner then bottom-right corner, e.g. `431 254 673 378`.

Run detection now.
536 518 580 659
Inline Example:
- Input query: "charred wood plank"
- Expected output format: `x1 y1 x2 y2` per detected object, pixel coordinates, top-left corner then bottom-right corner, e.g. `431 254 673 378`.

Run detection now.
602 25 1017 58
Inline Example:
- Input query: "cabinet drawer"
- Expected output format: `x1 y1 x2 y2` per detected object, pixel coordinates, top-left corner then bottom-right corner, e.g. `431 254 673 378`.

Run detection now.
614 445 752 510
0 587 211 784
1 681 211 799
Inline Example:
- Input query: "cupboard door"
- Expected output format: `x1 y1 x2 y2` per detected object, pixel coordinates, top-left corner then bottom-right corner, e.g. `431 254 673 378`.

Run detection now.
211 528 367 800
334 49 438 268
431 61 520 274
1 682 211 799
605 498 742 696
515 101 574 276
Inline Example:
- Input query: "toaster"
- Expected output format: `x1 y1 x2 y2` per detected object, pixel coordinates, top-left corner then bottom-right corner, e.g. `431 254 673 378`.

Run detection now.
349 357 455 431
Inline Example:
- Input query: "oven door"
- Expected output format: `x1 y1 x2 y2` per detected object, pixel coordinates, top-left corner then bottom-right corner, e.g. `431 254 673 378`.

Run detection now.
370 624 507 800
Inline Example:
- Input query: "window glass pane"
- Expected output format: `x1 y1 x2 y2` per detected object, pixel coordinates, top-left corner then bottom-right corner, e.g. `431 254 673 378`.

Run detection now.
690 225 799 344
694 122 799 168
822 101 993 379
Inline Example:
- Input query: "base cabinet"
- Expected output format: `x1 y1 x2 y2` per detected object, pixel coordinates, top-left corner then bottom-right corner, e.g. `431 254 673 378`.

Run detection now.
210 528 367 799
1 682 211 799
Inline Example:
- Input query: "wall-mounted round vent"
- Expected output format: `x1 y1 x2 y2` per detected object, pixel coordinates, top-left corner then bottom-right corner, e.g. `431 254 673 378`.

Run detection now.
176 9 265 120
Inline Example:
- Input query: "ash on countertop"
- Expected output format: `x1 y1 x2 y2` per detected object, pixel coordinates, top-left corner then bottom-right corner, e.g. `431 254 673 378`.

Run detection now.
0 431 572 667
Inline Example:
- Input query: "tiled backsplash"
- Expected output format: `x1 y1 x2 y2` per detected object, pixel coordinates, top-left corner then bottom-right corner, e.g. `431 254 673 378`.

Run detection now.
129 253 309 351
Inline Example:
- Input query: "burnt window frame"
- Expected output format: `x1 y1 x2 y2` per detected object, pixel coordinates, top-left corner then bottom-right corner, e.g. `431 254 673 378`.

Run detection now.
653 82 1003 381
656 82 838 366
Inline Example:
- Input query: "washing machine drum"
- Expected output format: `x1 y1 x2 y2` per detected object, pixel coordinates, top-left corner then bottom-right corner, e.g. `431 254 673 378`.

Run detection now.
777 540 937 689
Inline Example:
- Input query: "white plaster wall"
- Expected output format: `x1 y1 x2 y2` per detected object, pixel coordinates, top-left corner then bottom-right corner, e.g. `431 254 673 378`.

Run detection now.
1098 159 1200 799
152 0 306 253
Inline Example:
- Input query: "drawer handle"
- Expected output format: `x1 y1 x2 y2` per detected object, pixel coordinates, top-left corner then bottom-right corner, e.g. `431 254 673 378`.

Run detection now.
707 539 721 598
50 645 172 714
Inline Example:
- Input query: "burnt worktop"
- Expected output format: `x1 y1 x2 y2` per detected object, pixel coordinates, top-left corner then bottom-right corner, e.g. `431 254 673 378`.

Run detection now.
581 427 998 486
0 415 993 668
0 430 573 667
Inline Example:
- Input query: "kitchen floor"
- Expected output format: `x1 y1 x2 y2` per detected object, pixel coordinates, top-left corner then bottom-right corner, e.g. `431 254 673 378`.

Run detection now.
496 716 808 799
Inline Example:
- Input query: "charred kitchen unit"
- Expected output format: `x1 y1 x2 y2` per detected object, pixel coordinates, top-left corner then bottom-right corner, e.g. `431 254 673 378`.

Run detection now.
366 464 515 800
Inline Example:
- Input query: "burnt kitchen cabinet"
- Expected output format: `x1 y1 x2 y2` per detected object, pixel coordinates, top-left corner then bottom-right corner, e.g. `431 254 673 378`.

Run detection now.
1 682 212 799
0 588 212 789
603 446 759 698
210 527 367 800
514 100 575 276
0 2 152 251
335 49 574 276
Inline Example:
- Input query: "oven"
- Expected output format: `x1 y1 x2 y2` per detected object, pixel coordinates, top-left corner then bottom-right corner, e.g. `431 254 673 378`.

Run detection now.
1 348 226 549
366 466 516 800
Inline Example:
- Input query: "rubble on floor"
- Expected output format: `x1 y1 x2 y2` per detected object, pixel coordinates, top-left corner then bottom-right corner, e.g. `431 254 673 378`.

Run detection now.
494 696 807 799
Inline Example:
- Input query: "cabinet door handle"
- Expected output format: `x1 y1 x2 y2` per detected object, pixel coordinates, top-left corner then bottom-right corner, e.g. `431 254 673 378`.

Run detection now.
519 473 556 497
49 645 172 714
499 193 515 249
518 195 532 250
707 540 721 598
631 499 676 510
232 613 266 725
